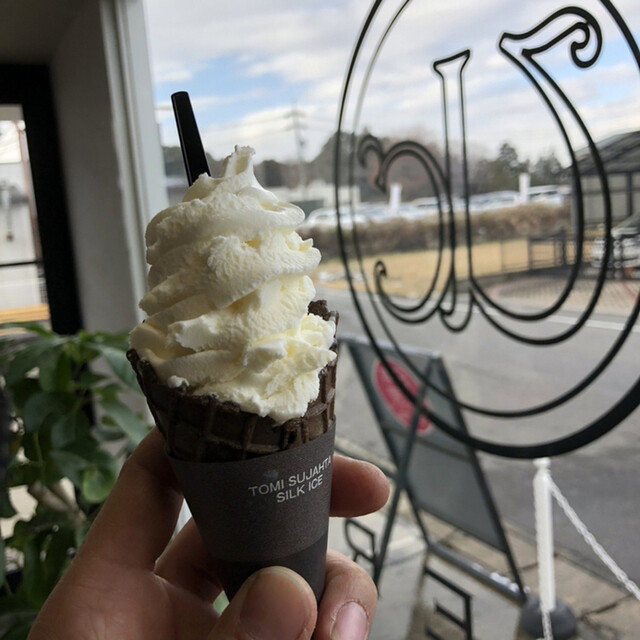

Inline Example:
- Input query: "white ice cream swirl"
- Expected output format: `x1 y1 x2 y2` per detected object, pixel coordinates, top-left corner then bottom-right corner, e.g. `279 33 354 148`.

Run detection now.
130 146 336 423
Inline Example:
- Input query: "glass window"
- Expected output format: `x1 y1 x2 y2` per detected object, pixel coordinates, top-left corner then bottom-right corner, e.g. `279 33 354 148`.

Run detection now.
0 109 49 327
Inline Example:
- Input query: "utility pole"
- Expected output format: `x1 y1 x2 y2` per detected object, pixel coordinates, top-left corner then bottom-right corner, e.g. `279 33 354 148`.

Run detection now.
289 105 307 199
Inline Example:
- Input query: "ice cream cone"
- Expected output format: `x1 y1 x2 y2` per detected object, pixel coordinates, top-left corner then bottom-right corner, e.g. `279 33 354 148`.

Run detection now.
127 300 338 600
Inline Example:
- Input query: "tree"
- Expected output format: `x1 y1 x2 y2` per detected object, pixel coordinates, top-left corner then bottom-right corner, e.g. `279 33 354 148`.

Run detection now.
498 142 529 176
257 159 287 187
531 151 562 185
163 146 219 178
498 142 519 172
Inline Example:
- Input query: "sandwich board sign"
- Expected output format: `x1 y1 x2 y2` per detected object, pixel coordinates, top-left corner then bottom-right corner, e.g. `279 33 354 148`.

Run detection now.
340 334 524 600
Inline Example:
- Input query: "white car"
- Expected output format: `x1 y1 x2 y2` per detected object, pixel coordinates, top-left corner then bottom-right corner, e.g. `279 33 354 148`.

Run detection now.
297 207 366 232
356 203 428 223
469 190 520 213
410 197 443 217
590 214 640 269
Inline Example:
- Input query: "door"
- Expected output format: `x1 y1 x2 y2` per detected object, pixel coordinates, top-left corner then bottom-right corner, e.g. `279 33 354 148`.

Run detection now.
0 65 81 334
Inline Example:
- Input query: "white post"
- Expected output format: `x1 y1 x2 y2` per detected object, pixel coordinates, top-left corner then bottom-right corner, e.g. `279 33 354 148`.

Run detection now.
389 182 402 215
520 458 576 639
534 458 556 615
519 172 530 205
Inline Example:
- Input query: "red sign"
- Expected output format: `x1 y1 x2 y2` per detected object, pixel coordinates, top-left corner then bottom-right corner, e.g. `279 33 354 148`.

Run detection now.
374 358 431 434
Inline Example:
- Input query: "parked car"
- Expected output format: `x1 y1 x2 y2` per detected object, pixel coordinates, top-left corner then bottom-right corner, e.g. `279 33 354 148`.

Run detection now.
527 184 567 206
469 190 520 213
590 213 640 270
297 206 367 232
358 203 429 223
410 197 442 217
298 201 444 232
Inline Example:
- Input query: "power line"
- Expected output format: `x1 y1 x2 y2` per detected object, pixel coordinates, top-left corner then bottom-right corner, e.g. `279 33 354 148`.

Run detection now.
161 102 332 165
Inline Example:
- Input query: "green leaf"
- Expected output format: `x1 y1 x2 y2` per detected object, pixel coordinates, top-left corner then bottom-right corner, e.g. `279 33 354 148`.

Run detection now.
92 422 128 442
19 538 46 607
92 344 139 391
6 463 40 489
50 413 77 449
93 383 121 401
0 488 16 518
82 463 117 503
62 338 99 366
40 525 74 593
6 521 27 552
51 441 117 503
20 434 45 465
48 450 88 488
86 330 129 349
4 337 59 386
20 392 70 434
75 369 108 389
37 347 72 393
0 531 5 584
0 594 30 614
214 592 229 614
74 520 92 549
63 433 103 461
2 607 38 640
100 398 149 445
50 410 90 449
3 377 38 415
0 597 39 640
2 617 35 640
9 512 67 551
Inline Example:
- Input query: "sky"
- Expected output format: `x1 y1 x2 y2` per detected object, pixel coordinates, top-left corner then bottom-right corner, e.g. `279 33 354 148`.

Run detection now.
141 0 640 167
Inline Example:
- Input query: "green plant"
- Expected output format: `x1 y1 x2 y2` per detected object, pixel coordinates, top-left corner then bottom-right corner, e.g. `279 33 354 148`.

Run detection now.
0 323 150 638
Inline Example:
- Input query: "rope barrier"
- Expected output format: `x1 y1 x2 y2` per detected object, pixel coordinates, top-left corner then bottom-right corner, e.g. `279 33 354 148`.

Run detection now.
532 466 640 640
549 478 640 602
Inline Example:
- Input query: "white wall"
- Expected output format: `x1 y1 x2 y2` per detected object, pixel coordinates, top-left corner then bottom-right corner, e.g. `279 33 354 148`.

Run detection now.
582 175 636 225
49 0 165 333
50 2 136 332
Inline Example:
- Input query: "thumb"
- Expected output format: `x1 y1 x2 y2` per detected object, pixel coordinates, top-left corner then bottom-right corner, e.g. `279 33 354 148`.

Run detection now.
209 566 317 640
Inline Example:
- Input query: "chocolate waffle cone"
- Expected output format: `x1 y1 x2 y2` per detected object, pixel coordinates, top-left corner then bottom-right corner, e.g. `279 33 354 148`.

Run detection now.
127 300 338 600
126 300 337 463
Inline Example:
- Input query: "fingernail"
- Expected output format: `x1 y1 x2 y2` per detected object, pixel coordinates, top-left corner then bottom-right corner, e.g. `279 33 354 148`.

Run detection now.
331 601 369 640
239 567 312 640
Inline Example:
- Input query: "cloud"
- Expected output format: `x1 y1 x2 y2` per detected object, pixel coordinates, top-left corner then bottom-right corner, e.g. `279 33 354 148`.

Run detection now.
338 0 640 161
194 103 337 163
143 0 365 84
143 0 639 162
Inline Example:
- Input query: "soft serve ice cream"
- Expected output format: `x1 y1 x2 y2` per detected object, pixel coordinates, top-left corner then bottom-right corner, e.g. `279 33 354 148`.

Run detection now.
128 146 338 601
130 146 336 423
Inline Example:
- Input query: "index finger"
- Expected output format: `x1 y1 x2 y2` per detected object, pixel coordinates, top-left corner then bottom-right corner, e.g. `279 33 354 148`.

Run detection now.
77 428 182 570
330 455 390 517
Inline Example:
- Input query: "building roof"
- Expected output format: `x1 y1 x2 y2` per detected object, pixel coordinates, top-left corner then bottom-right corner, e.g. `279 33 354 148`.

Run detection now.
573 130 640 175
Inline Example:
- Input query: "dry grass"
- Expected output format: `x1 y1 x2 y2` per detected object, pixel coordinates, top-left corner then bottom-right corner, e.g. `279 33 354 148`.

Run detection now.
313 239 535 297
